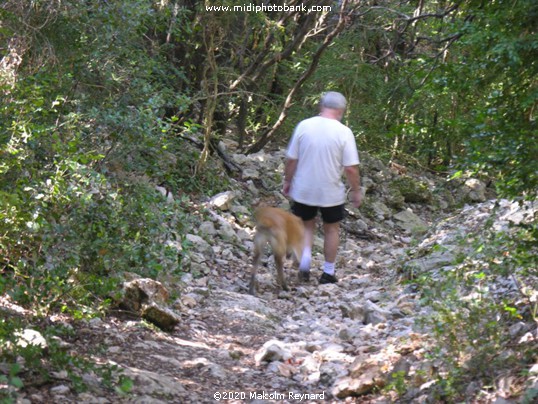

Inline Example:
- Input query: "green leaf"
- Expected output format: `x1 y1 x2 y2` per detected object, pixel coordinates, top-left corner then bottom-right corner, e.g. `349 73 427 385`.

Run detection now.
10 376 24 389
117 376 133 394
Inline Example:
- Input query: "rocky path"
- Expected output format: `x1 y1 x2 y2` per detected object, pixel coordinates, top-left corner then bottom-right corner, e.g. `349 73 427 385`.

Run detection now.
15 150 537 403
23 209 433 404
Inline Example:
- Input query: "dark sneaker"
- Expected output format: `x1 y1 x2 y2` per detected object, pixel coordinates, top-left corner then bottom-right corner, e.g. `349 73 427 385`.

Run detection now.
319 272 338 284
298 270 310 283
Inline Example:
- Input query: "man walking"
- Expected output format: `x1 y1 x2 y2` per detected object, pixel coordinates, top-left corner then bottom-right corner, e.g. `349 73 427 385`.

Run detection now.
283 91 362 284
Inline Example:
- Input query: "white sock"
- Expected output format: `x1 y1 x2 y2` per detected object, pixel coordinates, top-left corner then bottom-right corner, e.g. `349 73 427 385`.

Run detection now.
299 247 311 272
323 261 335 276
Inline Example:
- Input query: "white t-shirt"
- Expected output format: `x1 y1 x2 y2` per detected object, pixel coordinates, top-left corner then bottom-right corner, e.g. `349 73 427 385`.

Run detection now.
286 116 360 207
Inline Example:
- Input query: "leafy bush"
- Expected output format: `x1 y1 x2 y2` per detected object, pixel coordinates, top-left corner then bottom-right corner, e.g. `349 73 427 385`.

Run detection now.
0 73 191 312
413 214 537 401
0 1 212 398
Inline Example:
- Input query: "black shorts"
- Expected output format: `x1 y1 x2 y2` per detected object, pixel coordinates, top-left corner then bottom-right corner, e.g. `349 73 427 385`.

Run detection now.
291 202 345 224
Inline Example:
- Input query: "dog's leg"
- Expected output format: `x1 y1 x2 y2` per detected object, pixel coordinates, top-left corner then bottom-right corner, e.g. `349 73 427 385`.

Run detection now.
275 253 289 291
249 252 260 296
249 233 263 295
271 235 289 292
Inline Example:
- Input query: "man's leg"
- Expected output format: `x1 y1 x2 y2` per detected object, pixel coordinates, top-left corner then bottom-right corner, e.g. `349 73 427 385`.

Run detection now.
323 221 340 264
320 221 340 283
299 218 316 272
320 205 344 284
291 202 317 277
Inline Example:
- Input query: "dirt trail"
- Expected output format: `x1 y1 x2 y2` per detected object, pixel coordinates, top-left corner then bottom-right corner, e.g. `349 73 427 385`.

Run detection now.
22 210 423 404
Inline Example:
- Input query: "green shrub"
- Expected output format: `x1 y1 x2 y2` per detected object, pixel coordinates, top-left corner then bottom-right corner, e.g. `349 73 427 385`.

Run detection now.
414 218 537 401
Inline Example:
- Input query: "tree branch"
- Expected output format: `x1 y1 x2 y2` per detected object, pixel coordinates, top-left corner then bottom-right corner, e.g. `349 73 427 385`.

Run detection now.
370 3 461 23
229 0 334 91
245 0 354 154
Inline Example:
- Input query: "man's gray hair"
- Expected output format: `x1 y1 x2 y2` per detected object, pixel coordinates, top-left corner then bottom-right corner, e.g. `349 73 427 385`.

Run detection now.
320 91 347 110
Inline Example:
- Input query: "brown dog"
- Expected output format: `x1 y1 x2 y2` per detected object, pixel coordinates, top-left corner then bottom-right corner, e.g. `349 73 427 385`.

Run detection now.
249 206 305 295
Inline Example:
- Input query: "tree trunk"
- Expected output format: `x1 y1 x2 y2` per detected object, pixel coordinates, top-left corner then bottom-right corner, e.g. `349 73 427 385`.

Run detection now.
196 14 219 172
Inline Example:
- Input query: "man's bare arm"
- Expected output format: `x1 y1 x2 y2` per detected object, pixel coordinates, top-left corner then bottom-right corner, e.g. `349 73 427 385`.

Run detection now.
283 158 298 196
344 165 362 208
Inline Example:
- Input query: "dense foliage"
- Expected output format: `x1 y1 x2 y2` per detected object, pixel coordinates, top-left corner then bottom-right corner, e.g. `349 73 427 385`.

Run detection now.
1 0 536 401
308 0 537 198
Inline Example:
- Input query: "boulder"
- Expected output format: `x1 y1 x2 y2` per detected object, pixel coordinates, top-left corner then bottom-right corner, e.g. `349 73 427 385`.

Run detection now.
50 385 71 395
121 278 170 312
391 176 432 203
155 186 174 204
340 303 366 323
402 250 457 275
209 191 235 211
386 187 406 209
15 329 47 349
255 341 291 364
141 302 181 331
332 363 386 398
364 300 392 325
463 178 487 202
185 234 214 256
218 221 237 241
198 221 216 236
370 201 392 220
393 209 429 235
242 168 260 179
